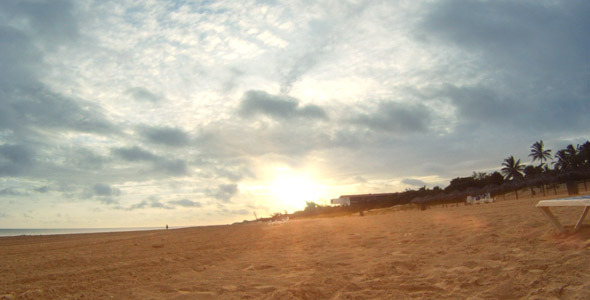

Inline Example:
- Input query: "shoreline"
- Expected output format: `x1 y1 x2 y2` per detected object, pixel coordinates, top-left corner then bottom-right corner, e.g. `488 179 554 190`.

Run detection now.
0 227 169 238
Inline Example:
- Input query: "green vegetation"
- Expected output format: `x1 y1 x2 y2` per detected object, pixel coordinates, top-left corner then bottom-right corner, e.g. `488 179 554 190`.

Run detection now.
246 139 590 223
501 156 525 180
529 140 552 167
284 139 590 219
413 140 590 205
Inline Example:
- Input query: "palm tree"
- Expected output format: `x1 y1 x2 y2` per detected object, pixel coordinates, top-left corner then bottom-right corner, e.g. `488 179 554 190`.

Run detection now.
553 144 579 171
501 156 525 200
528 140 552 167
579 141 590 168
501 156 525 180
554 149 569 170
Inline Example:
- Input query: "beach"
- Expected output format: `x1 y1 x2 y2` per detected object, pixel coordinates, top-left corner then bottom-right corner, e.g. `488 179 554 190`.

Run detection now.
1 196 589 299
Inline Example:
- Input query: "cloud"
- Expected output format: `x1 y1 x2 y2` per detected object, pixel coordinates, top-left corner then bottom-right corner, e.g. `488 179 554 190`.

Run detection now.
0 23 115 137
418 0 590 135
111 146 159 162
34 186 50 193
216 206 250 217
422 1 543 49
84 184 121 205
0 1 117 141
421 0 590 71
238 90 327 120
401 178 426 187
0 0 588 228
0 188 27 196
0 0 79 46
168 198 202 208
0 144 34 176
156 159 188 176
93 183 121 197
67 147 108 170
207 183 238 203
441 85 514 123
126 87 163 103
126 196 174 210
138 126 190 147
98 197 118 205
111 146 188 176
351 102 432 134
276 1 371 94
213 165 253 182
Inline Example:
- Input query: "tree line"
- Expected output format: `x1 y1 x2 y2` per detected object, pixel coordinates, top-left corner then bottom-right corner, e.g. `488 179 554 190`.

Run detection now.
414 139 590 204
296 139 590 217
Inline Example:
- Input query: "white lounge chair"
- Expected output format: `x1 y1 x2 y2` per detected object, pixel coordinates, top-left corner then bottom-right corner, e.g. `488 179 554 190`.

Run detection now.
536 195 590 233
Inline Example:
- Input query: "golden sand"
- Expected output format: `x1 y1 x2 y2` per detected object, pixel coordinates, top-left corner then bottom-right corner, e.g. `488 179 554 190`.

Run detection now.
1 196 589 299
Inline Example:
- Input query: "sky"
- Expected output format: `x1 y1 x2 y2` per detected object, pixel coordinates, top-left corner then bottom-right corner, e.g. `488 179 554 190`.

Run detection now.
0 0 589 228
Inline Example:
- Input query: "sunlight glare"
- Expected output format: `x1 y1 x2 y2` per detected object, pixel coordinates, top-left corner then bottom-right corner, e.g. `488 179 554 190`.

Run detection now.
269 169 322 212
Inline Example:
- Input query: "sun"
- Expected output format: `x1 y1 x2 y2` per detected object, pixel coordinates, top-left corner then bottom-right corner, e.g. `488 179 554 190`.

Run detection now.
269 169 322 212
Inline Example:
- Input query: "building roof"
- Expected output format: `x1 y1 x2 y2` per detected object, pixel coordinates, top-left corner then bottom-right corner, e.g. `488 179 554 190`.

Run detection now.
339 192 397 198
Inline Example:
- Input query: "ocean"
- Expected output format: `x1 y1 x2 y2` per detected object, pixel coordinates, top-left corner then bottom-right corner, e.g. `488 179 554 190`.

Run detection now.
0 227 166 237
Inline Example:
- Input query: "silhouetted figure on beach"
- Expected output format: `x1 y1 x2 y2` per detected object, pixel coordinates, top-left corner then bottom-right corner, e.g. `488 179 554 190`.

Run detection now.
166 224 168 230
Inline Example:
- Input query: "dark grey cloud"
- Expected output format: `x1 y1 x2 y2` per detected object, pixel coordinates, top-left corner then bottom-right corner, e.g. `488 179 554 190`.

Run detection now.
126 87 163 103
0 1 116 139
426 82 589 136
126 196 173 210
419 0 590 135
138 126 190 147
87 184 121 205
34 186 50 193
351 102 432 134
401 178 426 187
207 183 238 203
111 145 189 177
0 144 34 167
0 188 26 196
156 159 188 176
0 26 40 88
8 89 116 135
440 85 514 124
238 90 327 120
422 1 546 50
67 148 108 170
112 146 159 162
93 183 121 197
168 198 202 208
0 144 34 176
0 0 79 46
422 0 590 73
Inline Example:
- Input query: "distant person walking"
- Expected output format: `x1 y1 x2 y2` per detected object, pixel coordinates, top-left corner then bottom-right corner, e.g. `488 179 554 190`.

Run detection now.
166 224 169 230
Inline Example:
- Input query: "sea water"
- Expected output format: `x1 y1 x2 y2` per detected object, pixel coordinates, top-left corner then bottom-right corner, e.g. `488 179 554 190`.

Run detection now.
0 227 166 237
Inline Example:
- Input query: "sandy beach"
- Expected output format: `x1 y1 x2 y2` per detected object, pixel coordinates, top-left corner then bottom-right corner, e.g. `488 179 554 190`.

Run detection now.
1 195 589 300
